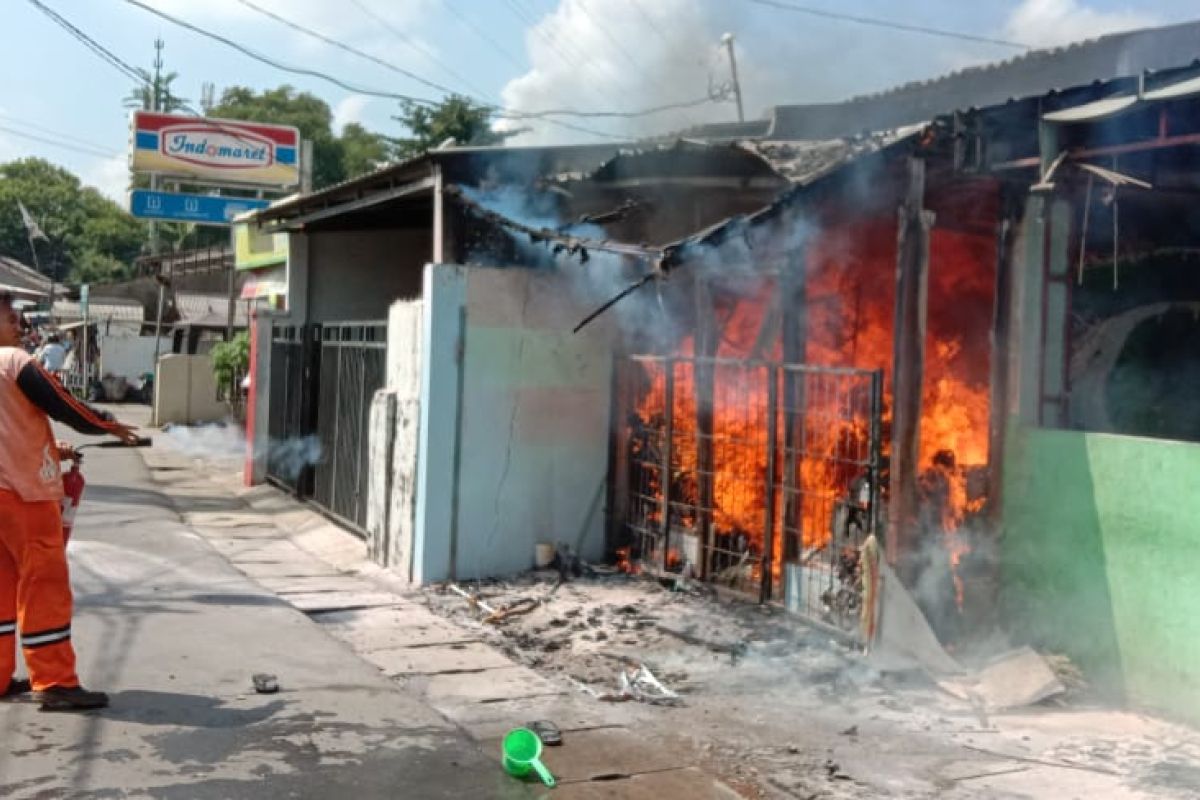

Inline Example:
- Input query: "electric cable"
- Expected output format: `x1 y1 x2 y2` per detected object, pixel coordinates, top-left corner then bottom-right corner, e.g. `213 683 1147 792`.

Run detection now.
346 0 497 103
0 124 121 160
744 0 1031 49
443 0 527 72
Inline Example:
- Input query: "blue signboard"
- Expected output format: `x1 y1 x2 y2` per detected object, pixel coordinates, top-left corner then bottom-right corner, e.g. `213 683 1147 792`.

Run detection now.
129 190 270 225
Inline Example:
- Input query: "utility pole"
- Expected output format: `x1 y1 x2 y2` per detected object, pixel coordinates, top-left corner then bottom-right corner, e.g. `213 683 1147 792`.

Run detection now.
721 33 745 123
149 37 166 415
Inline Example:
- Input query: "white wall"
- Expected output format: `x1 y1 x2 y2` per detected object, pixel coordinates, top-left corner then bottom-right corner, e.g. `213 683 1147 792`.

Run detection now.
154 354 227 426
414 264 615 583
100 335 170 382
367 298 423 579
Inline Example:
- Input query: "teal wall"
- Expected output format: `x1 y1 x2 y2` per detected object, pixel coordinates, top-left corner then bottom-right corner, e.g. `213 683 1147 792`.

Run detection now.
1002 426 1200 724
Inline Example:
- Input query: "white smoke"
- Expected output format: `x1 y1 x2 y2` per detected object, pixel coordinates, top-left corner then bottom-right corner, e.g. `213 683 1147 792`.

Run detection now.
1003 0 1160 50
498 0 1165 145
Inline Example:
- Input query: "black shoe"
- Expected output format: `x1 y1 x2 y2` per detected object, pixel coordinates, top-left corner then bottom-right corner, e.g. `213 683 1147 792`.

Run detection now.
2 678 31 698
35 685 109 711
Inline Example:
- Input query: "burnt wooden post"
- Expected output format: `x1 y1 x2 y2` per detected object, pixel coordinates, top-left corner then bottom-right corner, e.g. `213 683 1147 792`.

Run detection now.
888 157 934 576
694 278 719 579
780 248 808 563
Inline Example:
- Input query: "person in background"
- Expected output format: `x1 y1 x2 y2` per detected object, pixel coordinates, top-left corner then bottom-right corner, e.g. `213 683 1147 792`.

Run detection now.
38 333 67 378
0 292 138 710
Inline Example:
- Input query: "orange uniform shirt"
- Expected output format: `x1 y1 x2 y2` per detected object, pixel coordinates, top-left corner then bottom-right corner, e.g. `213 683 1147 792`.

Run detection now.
0 347 62 503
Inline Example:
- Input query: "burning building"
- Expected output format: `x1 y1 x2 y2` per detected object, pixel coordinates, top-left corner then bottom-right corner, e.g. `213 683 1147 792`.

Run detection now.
242 26 1200 727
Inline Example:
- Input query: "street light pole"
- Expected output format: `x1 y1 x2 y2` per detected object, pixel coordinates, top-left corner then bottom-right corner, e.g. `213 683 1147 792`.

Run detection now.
721 33 745 123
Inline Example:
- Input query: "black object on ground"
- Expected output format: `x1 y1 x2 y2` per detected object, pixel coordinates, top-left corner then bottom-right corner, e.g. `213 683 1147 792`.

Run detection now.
527 719 562 746
252 673 279 694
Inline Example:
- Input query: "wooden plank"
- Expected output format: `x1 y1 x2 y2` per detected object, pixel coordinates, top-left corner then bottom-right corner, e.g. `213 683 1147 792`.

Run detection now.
779 248 807 563
693 278 718 578
888 158 934 574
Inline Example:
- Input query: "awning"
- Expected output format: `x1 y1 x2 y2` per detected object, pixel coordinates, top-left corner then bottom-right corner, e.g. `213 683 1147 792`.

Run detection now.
1044 70 1200 124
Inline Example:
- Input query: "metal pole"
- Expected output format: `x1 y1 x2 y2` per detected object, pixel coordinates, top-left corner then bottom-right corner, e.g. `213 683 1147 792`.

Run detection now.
721 33 745 123
659 358 675 571
761 365 779 603
81 298 89 399
226 230 237 341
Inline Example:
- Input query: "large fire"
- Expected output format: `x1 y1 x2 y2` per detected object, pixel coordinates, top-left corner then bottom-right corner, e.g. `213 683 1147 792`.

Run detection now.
630 198 996 609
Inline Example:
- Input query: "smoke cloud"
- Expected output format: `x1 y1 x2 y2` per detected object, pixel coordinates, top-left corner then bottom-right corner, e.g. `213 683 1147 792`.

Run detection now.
1003 0 1159 50
499 0 1165 144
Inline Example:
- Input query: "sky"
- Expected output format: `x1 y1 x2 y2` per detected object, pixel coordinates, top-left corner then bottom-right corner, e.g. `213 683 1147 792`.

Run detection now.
0 0 1194 203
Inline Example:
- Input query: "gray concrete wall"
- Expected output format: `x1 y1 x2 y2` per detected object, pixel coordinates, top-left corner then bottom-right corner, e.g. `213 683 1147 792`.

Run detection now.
414 264 615 583
307 229 430 323
367 298 424 580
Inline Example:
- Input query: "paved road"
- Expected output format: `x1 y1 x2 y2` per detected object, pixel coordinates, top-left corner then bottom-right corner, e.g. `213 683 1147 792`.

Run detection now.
0 431 532 799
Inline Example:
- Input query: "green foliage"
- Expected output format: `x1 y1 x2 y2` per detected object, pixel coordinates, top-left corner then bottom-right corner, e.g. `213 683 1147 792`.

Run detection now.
124 68 188 113
209 86 347 189
207 85 400 186
392 95 512 159
0 158 144 283
210 331 250 393
340 122 391 179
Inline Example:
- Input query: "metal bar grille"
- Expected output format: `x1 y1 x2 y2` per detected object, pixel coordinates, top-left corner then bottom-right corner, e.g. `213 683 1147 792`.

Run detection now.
618 355 883 638
310 321 387 536
266 323 319 493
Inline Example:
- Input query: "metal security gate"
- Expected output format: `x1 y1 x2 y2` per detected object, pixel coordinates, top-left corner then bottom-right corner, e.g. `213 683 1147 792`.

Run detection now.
617 355 883 636
266 323 320 494
311 321 387 534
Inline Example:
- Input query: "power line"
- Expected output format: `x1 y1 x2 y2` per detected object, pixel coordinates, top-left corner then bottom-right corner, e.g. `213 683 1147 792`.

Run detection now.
230 0 463 99
25 0 144 82
26 1 297 153
120 0 443 106
0 124 121 160
443 0 527 72
744 0 1031 49
0 113 122 154
628 0 673 49
499 0 630 111
346 0 496 102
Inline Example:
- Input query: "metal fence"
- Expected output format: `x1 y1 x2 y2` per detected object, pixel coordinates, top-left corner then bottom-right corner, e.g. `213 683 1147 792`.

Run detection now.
266 323 320 494
311 321 387 534
618 355 883 636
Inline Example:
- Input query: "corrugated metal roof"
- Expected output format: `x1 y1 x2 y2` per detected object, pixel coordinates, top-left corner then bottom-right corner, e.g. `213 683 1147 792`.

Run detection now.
175 292 248 327
0 256 50 298
54 299 143 323
742 125 924 185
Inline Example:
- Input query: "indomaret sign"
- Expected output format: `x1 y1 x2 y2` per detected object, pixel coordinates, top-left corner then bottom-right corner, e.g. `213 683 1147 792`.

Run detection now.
130 111 300 187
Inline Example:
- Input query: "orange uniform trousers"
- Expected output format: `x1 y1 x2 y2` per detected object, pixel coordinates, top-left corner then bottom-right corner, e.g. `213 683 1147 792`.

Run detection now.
0 489 79 692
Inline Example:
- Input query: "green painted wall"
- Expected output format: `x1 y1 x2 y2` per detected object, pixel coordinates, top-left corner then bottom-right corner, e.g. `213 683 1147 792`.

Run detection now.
1003 426 1200 724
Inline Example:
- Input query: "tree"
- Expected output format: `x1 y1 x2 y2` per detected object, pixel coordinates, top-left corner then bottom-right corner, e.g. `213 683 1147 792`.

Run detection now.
392 95 513 159
208 86 347 189
341 122 391 179
0 159 144 283
124 38 188 113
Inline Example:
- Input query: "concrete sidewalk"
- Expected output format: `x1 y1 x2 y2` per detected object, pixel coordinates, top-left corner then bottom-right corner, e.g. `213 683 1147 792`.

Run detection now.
0 422 534 799
31 406 743 798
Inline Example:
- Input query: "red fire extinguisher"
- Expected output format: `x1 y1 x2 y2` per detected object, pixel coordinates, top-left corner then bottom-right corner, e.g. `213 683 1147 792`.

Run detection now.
61 458 85 545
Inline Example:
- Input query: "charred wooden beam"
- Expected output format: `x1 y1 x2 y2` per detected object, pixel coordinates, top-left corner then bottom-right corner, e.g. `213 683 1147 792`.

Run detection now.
888 157 935 576
780 248 807 563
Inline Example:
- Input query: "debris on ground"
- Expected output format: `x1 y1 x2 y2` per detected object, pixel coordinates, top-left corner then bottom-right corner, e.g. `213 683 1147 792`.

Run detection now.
597 664 682 706
419 571 1200 800
938 646 1065 710
251 673 279 694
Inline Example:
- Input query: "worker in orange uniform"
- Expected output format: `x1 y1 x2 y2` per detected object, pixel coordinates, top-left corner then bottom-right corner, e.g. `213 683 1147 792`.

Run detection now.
0 293 138 711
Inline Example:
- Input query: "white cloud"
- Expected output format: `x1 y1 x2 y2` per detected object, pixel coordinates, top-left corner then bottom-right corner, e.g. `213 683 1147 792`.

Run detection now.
332 95 372 134
497 0 1028 146
80 155 133 204
1003 0 1159 49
